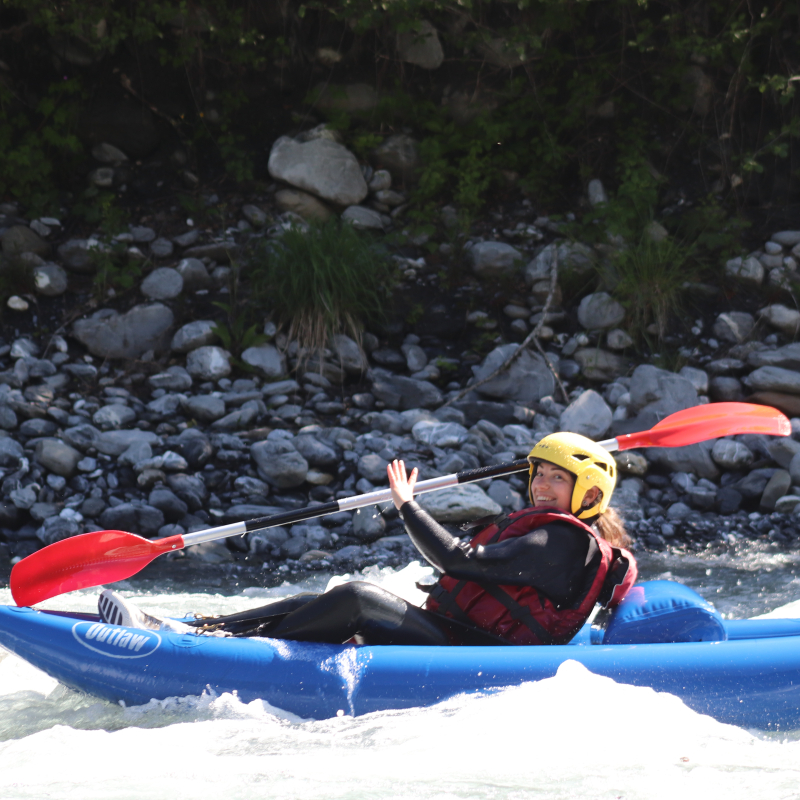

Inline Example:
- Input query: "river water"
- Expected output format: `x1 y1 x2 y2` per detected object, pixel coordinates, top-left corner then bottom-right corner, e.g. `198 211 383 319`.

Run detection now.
2 540 800 800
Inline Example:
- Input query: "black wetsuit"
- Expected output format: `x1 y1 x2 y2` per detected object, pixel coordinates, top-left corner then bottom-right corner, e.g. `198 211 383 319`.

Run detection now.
193 502 601 646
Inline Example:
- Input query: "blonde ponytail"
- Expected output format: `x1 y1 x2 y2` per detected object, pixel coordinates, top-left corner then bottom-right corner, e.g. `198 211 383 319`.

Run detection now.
594 507 631 549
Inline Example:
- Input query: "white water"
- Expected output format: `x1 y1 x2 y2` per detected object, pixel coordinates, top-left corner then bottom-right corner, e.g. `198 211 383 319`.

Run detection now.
3 545 800 800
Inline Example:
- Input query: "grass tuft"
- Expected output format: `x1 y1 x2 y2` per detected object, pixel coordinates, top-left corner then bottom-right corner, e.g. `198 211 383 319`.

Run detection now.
250 219 394 368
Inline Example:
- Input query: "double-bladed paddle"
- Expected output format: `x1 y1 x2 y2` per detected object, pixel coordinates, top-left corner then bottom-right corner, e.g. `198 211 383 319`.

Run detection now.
9 401 791 606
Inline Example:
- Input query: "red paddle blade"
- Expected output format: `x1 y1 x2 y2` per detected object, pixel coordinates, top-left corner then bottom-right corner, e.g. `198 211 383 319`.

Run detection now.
617 402 791 451
10 530 185 607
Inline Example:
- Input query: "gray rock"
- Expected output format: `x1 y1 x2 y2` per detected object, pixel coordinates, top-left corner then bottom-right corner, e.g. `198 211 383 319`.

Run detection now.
150 238 174 259
148 488 188 521
767 437 800 469
352 506 387 541
329 334 368 375
771 231 800 246
370 368 443 410
559 389 612 439
666 501 692 521
471 344 554 406
119 441 152 468
72 304 174 358
94 429 159 457
173 230 200 247
679 366 709 395
141 267 183 300
646 441 720 480
370 134 420 182
2 225 49 257
761 469 791 510
210 404 259 431
358 453 390 483
587 179 608 206
396 20 444 69
744 366 800 395
524 242 595 284
185 540 233 563
147 394 183 417
628 364 698 417
171 320 218 353
274 189 333 223
712 311 755 343
711 439 754 470
33 264 68 296
577 292 625 330
37 516 81 546
93 403 136 430
57 239 102 272
412 420 469 448
34 439 81 477
467 242 524 280
247 527 288 554
175 258 212 292
251 439 308 488
709 376 744 402
757 304 800 337
99 503 164 536
182 395 226 422
725 256 764 286
417 484 501 523
186 346 232 381
241 344 285 379
268 136 368 206
129 226 156 243
748 342 800 370
573 348 629 381
242 205 267 227
294 435 339 469
149 366 193 391
341 206 388 230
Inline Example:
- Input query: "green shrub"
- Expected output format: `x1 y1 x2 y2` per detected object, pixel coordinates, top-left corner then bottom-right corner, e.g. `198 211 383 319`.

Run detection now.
249 219 395 365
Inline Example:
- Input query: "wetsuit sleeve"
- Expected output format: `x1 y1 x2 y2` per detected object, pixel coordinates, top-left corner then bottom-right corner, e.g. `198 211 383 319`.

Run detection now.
399 500 599 608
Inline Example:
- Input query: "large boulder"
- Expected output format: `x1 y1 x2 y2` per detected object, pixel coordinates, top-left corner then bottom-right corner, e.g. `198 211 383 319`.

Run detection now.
268 136 368 206
251 439 309 488
471 344 554 406
418 484 501 523
72 304 174 358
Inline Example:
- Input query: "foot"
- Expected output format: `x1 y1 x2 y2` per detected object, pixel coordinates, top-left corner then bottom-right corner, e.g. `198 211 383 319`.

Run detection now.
98 589 194 634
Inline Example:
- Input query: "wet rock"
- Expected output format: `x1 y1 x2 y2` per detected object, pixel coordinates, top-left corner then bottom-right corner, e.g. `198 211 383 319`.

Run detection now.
353 506 387 541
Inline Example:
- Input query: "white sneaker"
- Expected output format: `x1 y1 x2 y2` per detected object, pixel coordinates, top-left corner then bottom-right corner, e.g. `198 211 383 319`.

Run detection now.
98 589 194 634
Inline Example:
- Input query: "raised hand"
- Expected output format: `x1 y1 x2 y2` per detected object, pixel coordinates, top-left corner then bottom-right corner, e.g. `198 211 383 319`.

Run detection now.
387 459 418 510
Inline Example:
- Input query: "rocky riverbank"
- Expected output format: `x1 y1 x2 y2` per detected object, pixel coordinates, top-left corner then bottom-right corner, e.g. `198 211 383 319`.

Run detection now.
2 125 800 588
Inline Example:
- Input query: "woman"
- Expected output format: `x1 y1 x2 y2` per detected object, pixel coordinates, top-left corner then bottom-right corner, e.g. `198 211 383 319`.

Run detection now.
98 432 637 645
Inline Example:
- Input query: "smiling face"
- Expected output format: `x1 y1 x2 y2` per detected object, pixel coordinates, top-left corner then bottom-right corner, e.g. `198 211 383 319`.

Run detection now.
529 461 576 512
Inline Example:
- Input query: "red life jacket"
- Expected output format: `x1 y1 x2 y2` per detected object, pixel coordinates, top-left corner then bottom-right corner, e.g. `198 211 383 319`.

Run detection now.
425 506 637 646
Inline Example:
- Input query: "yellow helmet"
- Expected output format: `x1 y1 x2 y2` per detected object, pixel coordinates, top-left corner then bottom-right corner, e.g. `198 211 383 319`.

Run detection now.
527 432 616 519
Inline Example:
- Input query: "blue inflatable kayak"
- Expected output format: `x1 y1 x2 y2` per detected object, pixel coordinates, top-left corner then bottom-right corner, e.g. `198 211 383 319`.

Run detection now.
1 581 799 730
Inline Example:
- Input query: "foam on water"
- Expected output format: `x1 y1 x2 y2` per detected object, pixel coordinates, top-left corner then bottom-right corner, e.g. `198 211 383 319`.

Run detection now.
2 549 800 799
